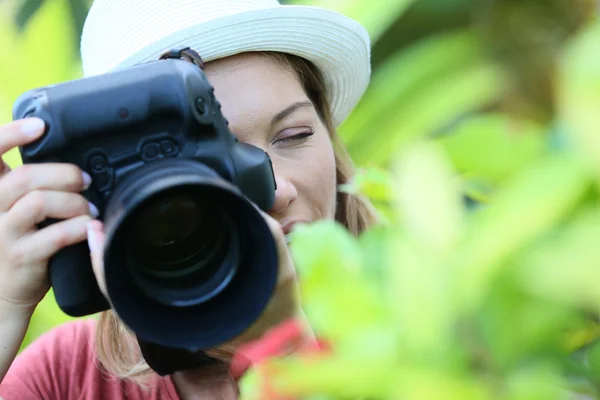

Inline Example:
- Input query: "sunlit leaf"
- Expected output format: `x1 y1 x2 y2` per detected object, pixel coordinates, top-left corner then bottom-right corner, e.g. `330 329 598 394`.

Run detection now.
338 166 398 224
349 61 504 166
387 231 456 363
557 21 600 184
503 364 566 400
15 0 43 31
453 152 591 312
289 222 387 343
341 30 489 147
287 0 416 42
267 358 400 398
479 273 577 371
394 141 464 253
437 113 547 184
517 207 600 310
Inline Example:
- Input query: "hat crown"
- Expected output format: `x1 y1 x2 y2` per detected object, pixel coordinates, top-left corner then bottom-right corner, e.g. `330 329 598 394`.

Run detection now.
81 0 281 76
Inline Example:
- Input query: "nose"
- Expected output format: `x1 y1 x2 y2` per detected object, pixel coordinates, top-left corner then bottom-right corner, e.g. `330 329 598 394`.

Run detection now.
269 174 297 214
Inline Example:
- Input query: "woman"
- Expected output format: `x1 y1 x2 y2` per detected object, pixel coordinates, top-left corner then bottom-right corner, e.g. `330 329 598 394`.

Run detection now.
0 0 376 398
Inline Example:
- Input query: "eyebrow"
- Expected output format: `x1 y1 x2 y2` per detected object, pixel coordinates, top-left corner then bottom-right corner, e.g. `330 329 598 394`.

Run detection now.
271 101 314 126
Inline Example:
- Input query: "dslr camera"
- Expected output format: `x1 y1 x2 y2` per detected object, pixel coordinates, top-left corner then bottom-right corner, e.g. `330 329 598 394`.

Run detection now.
12 48 278 355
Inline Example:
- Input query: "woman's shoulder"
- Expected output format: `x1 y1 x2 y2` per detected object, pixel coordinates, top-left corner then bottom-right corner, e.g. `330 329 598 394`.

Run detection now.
0 318 175 400
36 317 97 347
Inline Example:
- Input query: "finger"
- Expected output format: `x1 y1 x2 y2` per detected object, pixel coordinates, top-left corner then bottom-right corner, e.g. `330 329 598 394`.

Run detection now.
87 220 108 296
0 164 92 212
12 214 91 266
4 190 98 237
251 205 293 277
256 208 287 249
0 118 46 156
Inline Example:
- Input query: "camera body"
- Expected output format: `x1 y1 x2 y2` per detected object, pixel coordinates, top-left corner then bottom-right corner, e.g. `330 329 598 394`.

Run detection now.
12 54 279 352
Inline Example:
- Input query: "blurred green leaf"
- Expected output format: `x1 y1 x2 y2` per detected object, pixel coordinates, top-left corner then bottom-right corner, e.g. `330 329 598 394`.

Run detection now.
287 0 416 42
479 273 577 371
502 364 566 400
338 166 398 224
348 56 504 166
437 113 547 184
341 30 491 148
453 152 591 313
387 232 456 364
290 221 389 345
557 21 600 182
14 0 43 31
517 207 600 310
394 141 464 253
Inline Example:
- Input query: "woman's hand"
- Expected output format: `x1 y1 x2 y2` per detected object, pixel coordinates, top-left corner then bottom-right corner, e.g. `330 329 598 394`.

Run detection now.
0 118 96 312
0 117 96 383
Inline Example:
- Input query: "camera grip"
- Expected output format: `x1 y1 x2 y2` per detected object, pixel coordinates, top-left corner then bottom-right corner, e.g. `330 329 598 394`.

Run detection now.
49 241 110 316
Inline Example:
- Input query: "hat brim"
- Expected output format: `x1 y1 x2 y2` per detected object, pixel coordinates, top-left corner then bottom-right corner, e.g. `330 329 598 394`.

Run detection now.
99 6 371 127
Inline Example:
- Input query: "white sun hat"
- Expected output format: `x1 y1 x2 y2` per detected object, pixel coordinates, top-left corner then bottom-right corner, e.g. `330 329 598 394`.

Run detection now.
80 0 371 127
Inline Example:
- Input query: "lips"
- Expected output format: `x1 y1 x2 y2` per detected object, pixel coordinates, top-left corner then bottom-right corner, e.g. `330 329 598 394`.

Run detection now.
280 219 310 243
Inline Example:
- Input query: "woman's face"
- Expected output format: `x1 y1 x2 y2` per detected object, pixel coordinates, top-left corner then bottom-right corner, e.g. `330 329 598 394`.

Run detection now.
204 53 337 236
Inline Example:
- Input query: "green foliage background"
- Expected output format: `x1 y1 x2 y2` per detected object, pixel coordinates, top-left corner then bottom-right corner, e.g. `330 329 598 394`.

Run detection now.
2 0 600 398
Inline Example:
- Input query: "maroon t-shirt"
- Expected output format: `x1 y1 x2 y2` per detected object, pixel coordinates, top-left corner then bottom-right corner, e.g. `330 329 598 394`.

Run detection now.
0 319 180 399
0 316 322 399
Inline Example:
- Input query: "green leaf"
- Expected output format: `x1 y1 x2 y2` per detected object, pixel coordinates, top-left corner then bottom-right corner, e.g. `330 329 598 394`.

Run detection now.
341 30 490 148
503 364 566 400
437 113 547 184
14 0 44 31
287 0 416 42
479 273 577 371
289 221 388 344
516 207 600 310
557 21 600 181
268 357 399 398
338 166 398 224
348 60 504 167
386 231 456 363
453 152 591 313
394 141 464 253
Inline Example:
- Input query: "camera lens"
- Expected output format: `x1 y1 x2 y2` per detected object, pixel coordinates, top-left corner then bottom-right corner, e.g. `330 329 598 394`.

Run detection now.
128 193 230 287
101 159 278 350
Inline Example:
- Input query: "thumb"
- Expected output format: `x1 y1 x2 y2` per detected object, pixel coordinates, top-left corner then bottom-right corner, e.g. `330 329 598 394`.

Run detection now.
87 220 108 296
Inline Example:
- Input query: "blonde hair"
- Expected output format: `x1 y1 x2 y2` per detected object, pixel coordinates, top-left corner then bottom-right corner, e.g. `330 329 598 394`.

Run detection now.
95 51 378 384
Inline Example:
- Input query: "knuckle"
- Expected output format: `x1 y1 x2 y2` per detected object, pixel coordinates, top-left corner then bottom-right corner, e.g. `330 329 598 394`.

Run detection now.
26 190 46 216
8 166 32 193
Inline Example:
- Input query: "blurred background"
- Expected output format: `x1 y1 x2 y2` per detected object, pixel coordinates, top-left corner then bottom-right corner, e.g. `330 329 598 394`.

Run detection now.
0 0 597 359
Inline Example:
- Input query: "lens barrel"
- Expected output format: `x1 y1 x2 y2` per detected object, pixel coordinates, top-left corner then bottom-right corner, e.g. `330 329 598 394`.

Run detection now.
101 159 278 350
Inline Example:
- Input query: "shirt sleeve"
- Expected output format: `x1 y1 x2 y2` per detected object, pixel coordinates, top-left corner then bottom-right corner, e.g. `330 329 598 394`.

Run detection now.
0 318 97 400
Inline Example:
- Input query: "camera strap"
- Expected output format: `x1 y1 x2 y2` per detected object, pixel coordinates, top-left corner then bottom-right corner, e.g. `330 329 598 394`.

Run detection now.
159 47 206 70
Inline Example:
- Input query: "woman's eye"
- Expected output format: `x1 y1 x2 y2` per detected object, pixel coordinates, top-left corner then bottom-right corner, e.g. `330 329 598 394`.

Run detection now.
273 129 315 145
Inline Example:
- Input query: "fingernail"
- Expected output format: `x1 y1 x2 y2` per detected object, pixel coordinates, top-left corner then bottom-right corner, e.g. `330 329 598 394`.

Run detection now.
20 118 45 137
88 202 99 218
82 172 92 190
87 222 100 254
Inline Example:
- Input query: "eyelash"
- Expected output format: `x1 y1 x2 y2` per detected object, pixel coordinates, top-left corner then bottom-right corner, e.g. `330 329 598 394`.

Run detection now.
273 129 315 145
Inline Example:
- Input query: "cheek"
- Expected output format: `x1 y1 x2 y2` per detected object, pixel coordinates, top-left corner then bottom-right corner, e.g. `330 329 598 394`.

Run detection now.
297 135 337 219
